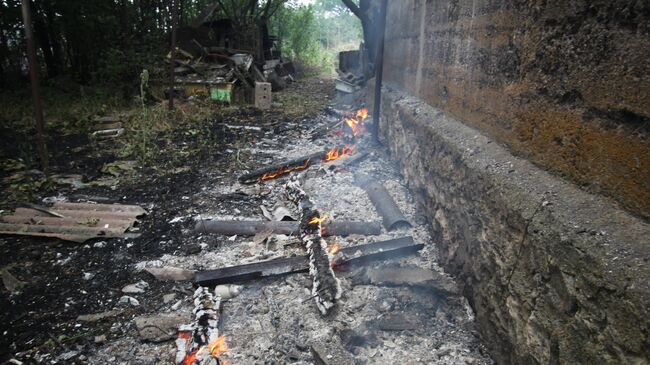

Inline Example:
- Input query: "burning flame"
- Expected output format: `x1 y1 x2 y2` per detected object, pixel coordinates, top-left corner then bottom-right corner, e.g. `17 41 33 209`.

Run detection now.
342 107 369 138
182 335 229 365
324 146 355 161
308 215 328 225
260 158 311 181
326 243 340 255
356 107 368 120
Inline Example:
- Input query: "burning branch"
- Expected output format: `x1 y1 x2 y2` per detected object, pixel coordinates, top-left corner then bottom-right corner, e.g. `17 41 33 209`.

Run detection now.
285 176 342 315
176 287 228 365
238 146 355 184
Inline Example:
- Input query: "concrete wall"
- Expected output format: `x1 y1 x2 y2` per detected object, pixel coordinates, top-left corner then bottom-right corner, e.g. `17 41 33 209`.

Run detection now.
382 0 650 219
372 1 650 363
378 87 650 365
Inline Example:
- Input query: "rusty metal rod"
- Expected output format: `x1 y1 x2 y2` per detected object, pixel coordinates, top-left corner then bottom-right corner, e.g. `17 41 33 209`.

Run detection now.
21 0 49 173
193 220 382 236
356 174 411 231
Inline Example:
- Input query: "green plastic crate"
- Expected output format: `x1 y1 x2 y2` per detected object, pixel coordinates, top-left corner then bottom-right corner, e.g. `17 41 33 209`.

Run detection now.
210 84 233 103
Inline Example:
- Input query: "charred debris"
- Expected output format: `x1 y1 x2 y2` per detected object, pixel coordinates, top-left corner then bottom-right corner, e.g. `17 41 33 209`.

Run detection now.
167 6 294 108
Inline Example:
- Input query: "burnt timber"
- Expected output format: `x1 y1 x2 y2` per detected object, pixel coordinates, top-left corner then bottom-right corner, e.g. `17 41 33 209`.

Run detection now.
194 236 422 286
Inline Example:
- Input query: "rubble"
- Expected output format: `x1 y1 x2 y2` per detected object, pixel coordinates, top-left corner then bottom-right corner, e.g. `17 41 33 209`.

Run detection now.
145 266 195 281
119 295 140 306
135 314 186 342
77 309 124 322
121 280 150 294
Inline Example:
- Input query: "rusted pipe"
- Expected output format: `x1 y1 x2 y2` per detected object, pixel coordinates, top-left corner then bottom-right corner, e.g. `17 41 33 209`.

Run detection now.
356 174 411 231
193 220 382 237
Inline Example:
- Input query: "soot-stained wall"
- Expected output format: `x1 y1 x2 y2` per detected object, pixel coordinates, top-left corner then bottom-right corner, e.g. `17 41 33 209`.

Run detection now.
382 0 650 219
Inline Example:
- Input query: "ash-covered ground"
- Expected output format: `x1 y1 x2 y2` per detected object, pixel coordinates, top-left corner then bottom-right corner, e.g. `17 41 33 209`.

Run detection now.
1 79 492 364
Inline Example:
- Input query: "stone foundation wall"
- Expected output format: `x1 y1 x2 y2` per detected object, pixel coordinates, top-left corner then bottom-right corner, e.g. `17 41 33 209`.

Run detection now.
378 87 650 364
382 0 650 219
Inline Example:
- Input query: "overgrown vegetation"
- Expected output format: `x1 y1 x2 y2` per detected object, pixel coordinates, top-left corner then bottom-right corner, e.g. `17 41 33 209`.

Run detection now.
0 0 361 177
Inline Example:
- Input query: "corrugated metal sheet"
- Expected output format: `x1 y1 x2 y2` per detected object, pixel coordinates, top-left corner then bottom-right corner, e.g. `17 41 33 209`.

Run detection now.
0 202 147 243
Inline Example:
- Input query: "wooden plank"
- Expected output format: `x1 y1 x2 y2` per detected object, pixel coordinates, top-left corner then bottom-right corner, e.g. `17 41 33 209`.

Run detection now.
194 236 422 286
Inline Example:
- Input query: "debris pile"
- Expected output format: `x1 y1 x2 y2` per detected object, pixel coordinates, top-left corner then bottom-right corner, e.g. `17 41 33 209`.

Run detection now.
168 6 294 107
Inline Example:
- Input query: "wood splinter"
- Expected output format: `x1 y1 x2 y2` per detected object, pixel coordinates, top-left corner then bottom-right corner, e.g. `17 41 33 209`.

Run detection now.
285 175 342 315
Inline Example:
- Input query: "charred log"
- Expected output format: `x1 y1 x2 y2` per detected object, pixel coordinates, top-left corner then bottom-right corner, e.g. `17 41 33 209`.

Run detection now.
176 287 226 365
238 146 354 184
194 236 422 286
285 176 341 315
193 220 381 236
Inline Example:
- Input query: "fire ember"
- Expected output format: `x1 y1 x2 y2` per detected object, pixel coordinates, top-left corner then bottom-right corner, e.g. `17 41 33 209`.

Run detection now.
176 287 229 365
286 176 342 315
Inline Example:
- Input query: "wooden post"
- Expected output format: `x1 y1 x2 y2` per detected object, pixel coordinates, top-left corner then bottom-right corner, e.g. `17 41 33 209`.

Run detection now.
168 0 179 110
372 0 388 143
21 0 49 173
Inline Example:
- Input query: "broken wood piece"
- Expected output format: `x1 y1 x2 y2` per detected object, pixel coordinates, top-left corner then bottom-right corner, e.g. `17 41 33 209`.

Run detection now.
326 151 368 170
146 266 195 281
193 236 422 286
356 174 411 231
135 314 186 342
238 146 355 184
311 340 355 365
176 286 226 365
193 220 381 236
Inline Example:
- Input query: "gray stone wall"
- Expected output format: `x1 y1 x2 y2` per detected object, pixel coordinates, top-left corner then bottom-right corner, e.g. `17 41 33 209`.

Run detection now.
377 87 650 365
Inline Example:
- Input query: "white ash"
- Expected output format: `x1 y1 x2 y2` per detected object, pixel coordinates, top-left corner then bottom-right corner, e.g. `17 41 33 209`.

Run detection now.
175 287 223 365
87 110 491 365
285 176 342 315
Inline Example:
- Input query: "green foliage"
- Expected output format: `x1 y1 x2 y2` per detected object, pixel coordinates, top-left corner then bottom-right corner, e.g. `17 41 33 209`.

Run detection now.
269 1 361 74
120 70 160 166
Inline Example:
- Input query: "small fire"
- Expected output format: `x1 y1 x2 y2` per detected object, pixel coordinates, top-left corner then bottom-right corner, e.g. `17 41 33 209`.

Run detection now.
260 158 311 181
342 107 369 138
356 107 368 120
308 215 328 225
326 243 340 255
324 145 355 161
182 335 228 365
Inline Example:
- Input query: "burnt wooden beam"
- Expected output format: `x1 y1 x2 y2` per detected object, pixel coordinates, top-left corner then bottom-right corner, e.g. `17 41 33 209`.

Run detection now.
238 146 353 184
285 176 341 315
356 174 411 231
193 220 382 236
194 236 422 286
